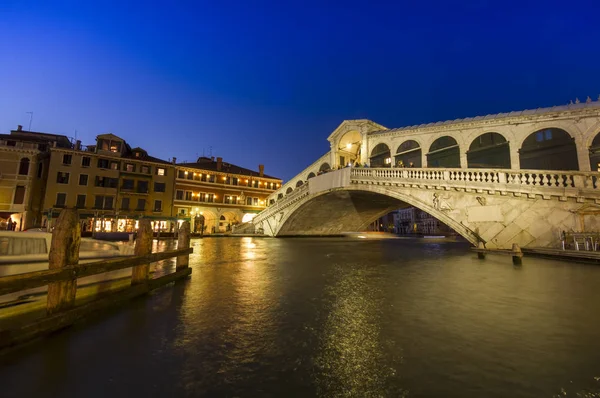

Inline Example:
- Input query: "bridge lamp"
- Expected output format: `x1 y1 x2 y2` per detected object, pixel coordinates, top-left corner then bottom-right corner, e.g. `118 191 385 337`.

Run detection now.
346 143 352 149
223 176 227 180
184 171 188 175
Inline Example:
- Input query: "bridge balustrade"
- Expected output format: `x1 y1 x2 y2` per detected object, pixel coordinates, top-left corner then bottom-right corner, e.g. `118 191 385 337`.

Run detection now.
351 167 600 190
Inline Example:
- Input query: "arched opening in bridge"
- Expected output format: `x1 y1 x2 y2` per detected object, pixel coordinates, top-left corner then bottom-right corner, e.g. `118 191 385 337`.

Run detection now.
278 193 284 200
296 180 304 187
589 132 600 171
286 187 293 194
427 136 460 168
519 128 578 170
337 130 362 167
275 189 478 244
319 163 331 173
307 172 316 179
369 143 391 168
467 133 510 169
394 140 421 167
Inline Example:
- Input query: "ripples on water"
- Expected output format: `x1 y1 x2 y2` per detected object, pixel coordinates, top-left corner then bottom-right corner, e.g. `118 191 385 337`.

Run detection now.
2 237 600 397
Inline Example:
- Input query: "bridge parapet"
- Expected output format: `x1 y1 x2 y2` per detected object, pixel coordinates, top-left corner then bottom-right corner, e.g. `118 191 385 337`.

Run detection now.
351 167 600 202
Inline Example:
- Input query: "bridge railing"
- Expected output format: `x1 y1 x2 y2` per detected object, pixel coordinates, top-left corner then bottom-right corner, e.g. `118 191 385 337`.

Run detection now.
351 167 599 190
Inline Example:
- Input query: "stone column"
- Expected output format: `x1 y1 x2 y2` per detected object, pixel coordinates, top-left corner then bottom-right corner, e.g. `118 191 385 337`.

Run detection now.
330 142 337 169
575 138 591 171
509 145 520 170
460 152 468 169
360 134 369 165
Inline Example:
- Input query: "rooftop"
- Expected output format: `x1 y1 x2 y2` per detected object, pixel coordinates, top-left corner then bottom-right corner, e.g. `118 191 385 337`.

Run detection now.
373 100 600 135
178 157 280 180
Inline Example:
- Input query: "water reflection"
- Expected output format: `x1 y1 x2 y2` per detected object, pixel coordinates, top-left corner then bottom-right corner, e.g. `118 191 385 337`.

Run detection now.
315 261 406 397
2 238 600 398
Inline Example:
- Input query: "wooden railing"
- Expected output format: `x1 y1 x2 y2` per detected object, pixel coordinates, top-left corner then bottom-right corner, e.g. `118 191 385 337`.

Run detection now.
0 208 193 351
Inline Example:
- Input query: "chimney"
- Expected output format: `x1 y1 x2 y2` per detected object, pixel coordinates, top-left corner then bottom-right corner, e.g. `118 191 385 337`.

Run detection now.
216 157 223 171
211 156 215 161
259 164 264 177
17 125 22 131
75 140 81 150
172 156 177 165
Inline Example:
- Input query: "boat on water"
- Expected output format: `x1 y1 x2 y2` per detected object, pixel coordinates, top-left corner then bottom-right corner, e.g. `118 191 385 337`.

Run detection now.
0 231 135 265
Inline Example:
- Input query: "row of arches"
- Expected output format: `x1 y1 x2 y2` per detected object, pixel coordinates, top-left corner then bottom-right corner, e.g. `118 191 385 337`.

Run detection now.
271 127 600 203
368 128 586 171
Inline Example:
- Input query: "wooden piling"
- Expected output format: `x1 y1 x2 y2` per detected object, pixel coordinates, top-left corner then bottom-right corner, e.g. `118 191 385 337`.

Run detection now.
477 242 486 259
46 208 81 315
131 219 153 285
512 243 523 265
176 221 191 270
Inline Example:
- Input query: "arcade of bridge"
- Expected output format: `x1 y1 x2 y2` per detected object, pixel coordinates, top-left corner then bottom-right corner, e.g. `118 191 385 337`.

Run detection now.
272 102 600 203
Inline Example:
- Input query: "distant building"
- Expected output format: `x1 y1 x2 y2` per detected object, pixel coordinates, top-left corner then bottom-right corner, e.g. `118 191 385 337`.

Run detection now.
0 125 72 230
42 133 176 233
395 207 454 235
174 157 282 234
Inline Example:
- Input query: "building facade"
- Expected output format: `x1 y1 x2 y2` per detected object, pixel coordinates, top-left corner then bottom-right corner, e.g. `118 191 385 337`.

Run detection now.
174 156 281 234
43 133 176 233
0 126 71 230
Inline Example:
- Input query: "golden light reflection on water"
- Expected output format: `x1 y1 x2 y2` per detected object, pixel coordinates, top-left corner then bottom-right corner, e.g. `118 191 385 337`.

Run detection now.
315 263 407 397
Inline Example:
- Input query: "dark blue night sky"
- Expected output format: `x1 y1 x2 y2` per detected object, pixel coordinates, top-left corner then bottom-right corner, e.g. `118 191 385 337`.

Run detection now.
2 0 600 181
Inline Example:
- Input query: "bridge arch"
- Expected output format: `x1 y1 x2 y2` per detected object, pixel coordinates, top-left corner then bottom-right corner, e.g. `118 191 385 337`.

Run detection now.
274 185 480 245
519 127 579 170
369 143 391 167
286 187 293 194
296 180 304 188
467 132 510 169
427 136 460 168
307 172 316 179
394 140 422 167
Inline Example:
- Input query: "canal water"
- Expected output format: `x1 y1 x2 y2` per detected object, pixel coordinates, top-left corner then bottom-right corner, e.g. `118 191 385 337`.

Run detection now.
2 237 600 397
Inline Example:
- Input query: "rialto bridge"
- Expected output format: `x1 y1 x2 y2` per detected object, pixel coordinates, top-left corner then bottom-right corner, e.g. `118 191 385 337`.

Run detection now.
250 101 600 249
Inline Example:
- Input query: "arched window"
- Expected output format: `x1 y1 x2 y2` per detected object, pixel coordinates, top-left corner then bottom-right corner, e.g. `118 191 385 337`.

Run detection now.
319 163 331 173
395 140 421 167
427 137 459 168
307 172 316 179
369 143 391 168
286 187 293 194
590 132 600 171
296 180 304 187
467 133 510 169
19 158 30 175
520 128 578 170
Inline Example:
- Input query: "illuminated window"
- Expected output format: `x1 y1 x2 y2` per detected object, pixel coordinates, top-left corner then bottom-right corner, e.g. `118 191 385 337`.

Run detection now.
157 168 165 176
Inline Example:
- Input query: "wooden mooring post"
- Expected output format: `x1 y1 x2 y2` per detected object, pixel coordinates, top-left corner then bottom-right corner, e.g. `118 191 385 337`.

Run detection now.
477 242 486 259
512 243 523 266
131 219 153 285
177 221 191 270
46 208 81 315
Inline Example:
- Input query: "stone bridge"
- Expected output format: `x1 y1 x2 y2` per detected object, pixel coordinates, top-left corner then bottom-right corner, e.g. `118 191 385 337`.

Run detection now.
253 167 600 248
250 100 600 248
